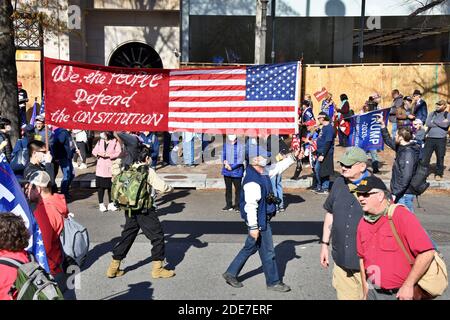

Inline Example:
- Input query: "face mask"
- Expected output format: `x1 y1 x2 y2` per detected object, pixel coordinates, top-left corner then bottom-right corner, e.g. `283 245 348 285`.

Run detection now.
228 134 237 142
100 133 107 140
250 138 257 145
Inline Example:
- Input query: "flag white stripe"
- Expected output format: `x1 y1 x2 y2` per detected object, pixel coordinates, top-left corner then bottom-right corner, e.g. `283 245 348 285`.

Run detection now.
169 100 296 107
169 80 246 86
168 122 297 129
170 69 246 76
169 112 295 118
169 90 245 97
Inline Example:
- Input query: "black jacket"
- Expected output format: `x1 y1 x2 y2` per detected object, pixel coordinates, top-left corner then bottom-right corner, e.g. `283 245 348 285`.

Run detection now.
0 132 12 163
381 127 420 198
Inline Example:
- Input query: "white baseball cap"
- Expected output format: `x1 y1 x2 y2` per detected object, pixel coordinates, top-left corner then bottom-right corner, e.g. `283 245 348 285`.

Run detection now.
29 171 51 187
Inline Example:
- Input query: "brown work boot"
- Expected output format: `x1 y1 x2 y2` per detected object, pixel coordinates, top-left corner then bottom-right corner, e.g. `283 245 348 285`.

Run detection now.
151 260 175 279
106 259 125 278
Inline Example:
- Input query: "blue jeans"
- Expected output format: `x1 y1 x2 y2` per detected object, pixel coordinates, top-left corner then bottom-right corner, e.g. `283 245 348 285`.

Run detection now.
314 160 330 191
391 122 397 140
397 194 414 213
59 158 74 197
270 174 284 209
225 222 280 286
183 139 195 165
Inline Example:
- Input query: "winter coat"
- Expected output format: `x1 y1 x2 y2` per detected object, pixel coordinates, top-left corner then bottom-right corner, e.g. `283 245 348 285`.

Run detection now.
92 138 122 178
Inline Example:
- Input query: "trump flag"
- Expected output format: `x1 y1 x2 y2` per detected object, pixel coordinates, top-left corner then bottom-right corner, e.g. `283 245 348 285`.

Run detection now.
0 155 50 272
348 108 390 151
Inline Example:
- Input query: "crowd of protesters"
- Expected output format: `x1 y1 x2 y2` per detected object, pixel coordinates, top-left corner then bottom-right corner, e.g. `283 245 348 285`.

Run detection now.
1 83 449 301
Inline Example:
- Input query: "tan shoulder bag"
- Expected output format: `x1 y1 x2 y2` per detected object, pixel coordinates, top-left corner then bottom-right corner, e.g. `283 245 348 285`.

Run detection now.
387 204 448 298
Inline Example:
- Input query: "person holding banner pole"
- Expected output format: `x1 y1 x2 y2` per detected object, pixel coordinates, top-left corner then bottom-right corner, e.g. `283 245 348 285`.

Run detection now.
379 117 420 213
313 112 335 195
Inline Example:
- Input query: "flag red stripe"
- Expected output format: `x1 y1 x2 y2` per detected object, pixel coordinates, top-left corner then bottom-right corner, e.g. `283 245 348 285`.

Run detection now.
168 117 295 123
168 127 294 135
169 96 246 102
168 106 295 113
169 85 247 91
170 74 246 80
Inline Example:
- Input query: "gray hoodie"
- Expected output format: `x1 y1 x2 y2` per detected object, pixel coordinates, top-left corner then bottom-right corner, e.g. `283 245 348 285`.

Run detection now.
426 110 450 139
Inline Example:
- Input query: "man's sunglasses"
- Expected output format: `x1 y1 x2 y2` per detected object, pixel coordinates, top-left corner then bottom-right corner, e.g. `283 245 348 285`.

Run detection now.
339 162 354 169
355 191 379 198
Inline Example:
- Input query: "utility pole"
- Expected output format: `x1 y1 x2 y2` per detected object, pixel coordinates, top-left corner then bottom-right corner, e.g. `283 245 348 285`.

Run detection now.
271 0 276 63
358 0 366 62
255 0 269 64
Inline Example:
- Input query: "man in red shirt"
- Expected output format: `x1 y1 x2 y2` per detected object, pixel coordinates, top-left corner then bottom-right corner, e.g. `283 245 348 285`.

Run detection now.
355 175 435 300
26 171 69 292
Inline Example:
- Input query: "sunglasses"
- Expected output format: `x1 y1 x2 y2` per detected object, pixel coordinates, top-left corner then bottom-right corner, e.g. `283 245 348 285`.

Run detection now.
356 191 379 198
339 162 354 169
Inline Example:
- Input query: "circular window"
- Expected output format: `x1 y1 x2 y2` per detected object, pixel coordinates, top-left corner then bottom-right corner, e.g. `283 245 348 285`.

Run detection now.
108 42 163 68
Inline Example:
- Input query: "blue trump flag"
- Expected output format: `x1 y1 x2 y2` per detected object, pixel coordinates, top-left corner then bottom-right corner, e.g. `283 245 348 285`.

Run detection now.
348 108 390 151
39 94 45 115
0 154 50 272
29 100 38 126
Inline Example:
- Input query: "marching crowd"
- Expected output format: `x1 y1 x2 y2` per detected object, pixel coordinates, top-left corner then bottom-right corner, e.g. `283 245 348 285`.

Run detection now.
0 83 449 300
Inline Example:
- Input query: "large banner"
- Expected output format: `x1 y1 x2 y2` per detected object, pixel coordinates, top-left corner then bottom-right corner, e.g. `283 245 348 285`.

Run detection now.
348 108 390 151
44 57 170 131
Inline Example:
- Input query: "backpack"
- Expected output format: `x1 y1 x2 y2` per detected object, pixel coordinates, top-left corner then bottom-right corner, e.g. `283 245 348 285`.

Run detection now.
60 214 89 266
0 257 64 300
409 162 430 196
111 164 151 215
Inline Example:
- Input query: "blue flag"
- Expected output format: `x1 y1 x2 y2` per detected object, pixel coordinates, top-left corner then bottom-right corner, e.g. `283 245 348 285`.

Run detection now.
348 108 390 151
39 95 45 115
0 154 50 272
29 100 38 126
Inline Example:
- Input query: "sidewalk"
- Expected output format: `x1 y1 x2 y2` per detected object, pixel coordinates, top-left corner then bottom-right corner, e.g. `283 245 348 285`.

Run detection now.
67 139 450 190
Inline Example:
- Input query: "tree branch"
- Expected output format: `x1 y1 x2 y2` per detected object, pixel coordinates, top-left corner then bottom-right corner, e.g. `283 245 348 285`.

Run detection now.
409 0 447 16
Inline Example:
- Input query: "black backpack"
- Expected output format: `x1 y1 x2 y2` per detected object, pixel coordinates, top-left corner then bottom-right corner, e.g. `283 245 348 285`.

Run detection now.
409 162 430 196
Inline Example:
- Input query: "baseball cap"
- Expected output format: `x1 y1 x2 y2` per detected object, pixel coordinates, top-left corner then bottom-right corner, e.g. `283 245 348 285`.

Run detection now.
354 175 387 193
436 100 447 106
413 119 423 125
17 81 22 87
28 171 51 187
339 147 368 166
35 115 45 123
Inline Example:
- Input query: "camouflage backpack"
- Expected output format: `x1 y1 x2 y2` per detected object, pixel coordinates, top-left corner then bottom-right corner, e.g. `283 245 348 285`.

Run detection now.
111 164 151 215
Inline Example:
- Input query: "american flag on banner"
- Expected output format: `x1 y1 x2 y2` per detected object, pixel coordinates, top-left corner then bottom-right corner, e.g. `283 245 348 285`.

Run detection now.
168 62 300 135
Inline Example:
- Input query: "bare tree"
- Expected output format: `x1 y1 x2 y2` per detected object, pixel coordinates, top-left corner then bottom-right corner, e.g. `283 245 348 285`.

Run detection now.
409 0 448 16
0 0 68 143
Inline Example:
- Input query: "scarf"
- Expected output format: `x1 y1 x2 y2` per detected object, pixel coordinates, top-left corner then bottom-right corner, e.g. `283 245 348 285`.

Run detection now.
363 205 389 224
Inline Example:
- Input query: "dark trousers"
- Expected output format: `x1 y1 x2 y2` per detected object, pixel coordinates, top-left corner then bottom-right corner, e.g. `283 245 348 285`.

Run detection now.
421 137 447 176
73 142 87 163
224 176 241 208
292 159 303 179
338 130 348 147
112 209 165 261
98 188 111 203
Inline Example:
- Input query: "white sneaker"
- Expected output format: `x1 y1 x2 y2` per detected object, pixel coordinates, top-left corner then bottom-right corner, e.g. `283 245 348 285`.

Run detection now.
108 203 118 211
99 203 107 212
79 163 87 169
72 162 79 168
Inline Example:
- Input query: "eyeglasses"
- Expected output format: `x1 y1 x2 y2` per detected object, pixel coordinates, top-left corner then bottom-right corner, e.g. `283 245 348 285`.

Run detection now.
339 162 354 169
356 191 379 198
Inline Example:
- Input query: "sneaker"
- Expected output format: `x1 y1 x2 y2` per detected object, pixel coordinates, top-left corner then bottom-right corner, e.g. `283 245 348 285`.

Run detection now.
72 161 79 168
312 188 322 194
99 203 107 212
315 189 329 195
233 206 240 212
435 175 442 181
222 206 233 211
222 273 243 288
78 163 87 169
278 208 285 212
267 282 291 292
108 203 118 211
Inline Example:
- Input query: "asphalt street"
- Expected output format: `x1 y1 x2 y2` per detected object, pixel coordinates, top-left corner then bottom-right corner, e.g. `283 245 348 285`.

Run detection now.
66 188 450 300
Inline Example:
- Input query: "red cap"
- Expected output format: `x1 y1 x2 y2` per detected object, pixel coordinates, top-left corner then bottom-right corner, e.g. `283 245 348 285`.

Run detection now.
17 81 22 87
305 120 316 127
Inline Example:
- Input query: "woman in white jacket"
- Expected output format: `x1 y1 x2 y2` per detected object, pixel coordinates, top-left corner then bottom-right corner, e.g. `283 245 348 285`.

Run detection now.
72 129 88 169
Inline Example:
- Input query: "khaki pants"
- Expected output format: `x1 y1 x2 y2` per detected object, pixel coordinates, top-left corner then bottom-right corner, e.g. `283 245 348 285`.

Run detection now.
332 264 363 300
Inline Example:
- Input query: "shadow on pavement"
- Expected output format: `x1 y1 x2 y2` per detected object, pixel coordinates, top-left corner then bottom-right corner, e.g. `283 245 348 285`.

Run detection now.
68 187 97 204
161 220 323 237
237 238 319 282
82 236 121 271
165 233 208 269
104 281 154 300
